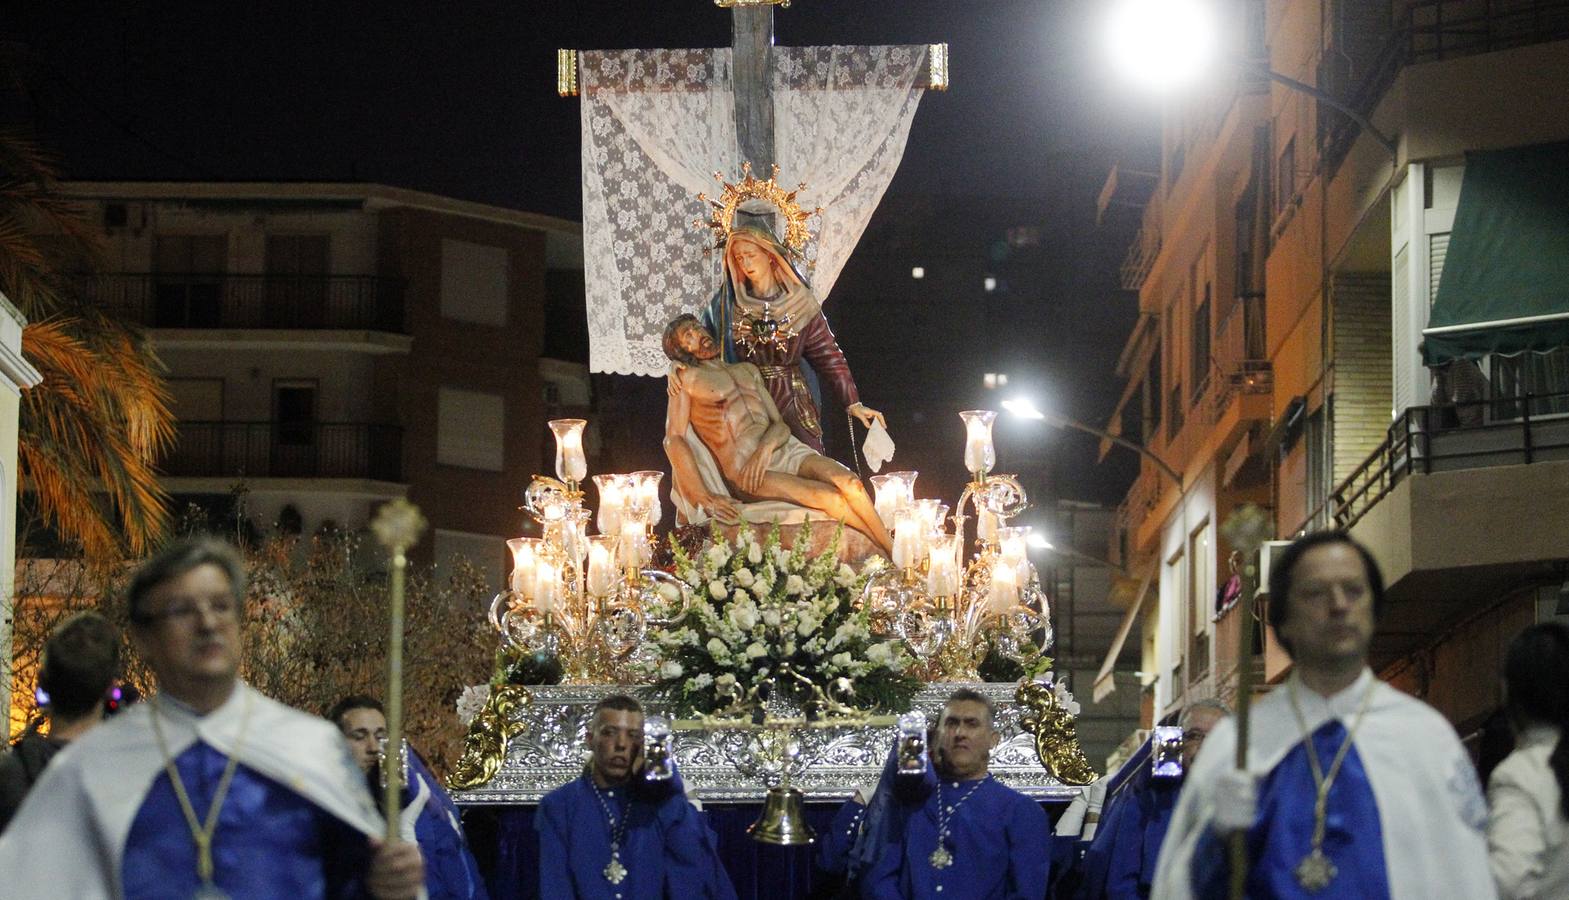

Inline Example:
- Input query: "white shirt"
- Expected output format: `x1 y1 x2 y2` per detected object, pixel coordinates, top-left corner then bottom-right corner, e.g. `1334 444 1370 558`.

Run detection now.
1487 725 1569 900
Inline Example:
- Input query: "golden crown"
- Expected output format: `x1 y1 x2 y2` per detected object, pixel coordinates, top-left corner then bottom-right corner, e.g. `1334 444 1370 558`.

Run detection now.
694 162 821 263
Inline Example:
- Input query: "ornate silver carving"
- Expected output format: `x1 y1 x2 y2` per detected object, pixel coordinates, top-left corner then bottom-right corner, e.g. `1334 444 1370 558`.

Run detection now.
450 683 1081 804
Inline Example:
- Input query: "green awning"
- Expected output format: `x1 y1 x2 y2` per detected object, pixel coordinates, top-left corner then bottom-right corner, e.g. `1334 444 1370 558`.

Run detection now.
1423 140 1569 365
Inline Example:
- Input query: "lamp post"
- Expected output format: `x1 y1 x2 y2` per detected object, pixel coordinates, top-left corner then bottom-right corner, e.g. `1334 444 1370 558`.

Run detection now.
1000 396 1183 491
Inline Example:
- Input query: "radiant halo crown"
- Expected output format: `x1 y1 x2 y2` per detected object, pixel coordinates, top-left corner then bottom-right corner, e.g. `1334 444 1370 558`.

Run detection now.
694 162 821 265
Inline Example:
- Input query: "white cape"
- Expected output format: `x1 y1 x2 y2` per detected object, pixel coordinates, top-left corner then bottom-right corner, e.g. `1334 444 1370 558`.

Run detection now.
0 681 384 899
1151 669 1496 900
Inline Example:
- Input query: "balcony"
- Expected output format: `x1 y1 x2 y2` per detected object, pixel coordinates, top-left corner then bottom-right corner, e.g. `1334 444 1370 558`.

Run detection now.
70 274 407 333
1299 392 1569 665
163 421 404 483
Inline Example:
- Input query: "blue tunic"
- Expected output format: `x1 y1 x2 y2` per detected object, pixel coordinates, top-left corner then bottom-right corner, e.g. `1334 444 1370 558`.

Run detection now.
403 753 488 900
537 773 734 900
862 772 1049 900
815 796 867 877
1189 719 1389 899
1100 774 1180 898
123 741 370 899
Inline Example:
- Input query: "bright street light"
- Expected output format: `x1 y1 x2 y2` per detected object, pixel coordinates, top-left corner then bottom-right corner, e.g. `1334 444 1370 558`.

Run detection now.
1001 397 1045 420
1103 0 1220 94
1026 532 1052 550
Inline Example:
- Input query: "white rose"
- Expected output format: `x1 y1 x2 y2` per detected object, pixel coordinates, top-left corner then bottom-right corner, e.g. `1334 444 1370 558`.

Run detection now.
715 673 737 690
785 574 806 595
834 564 857 587
745 642 768 659
659 661 684 679
866 642 892 664
772 547 791 567
706 545 731 568
729 605 758 631
455 684 490 726
709 579 728 600
762 609 781 628
748 542 763 564
735 568 755 587
706 637 728 656
796 615 819 637
656 583 682 604
831 652 853 668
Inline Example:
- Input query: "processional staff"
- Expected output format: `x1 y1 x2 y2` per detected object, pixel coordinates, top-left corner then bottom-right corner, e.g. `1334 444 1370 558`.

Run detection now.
371 498 428 842
1220 504 1272 900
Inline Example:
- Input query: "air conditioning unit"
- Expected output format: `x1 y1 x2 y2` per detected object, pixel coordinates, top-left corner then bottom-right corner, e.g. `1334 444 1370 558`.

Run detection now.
1254 540 1292 599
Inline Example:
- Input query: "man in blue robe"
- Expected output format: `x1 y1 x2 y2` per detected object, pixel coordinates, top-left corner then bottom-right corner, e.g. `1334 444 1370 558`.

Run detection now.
330 695 488 899
1152 532 1495 899
1085 700 1229 899
861 688 1050 899
537 694 735 900
0 536 426 899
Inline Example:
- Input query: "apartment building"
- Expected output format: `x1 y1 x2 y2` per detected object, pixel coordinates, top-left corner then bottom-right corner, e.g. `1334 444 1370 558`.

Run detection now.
1098 0 1569 737
59 182 588 586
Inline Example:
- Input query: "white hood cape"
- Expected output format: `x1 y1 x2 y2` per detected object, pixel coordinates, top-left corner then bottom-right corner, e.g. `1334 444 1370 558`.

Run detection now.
0 681 384 899
1151 668 1497 900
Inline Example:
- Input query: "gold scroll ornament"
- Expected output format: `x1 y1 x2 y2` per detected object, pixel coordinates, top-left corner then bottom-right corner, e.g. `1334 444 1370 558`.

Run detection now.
1015 680 1097 786
448 685 534 791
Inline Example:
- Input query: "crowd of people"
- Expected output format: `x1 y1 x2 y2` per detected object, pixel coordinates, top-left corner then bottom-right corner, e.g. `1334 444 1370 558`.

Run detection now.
0 531 1564 899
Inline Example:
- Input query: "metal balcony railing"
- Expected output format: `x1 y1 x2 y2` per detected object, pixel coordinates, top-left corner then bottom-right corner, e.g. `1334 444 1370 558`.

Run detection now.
163 421 404 482
69 273 407 333
1295 391 1569 535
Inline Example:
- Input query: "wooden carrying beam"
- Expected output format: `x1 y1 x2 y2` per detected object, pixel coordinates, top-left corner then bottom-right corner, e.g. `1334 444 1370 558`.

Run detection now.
556 43 949 97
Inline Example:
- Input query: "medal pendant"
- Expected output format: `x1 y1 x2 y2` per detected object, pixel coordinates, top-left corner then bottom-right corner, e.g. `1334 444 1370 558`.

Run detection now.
193 884 231 900
604 857 628 885
929 845 954 869
1294 849 1337 892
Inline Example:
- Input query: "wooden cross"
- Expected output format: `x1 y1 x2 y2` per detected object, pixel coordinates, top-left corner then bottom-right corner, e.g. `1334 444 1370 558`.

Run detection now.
559 0 948 176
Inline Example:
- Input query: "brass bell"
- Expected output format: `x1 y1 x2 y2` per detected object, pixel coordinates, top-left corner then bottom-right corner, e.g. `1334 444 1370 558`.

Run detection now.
747 785 816 846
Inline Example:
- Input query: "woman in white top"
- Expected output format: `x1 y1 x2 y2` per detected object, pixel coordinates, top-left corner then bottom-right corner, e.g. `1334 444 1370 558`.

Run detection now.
1487 621 1569 900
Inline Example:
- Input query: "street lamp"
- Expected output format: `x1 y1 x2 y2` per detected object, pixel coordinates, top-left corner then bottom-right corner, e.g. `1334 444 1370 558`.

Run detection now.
1102 0 1397 158
1003 396 1183 490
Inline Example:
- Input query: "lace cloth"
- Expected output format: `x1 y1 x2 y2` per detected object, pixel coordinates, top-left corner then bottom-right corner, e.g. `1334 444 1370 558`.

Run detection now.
580 45 929 376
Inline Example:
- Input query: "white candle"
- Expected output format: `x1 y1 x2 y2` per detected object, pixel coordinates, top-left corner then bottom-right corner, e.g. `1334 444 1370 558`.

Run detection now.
997 526 1031 585
535 559 560 614
892 508 917 571
630 471 664 525
587 536 617 596
549 419 589 483
959 410 997 476
508 538 538 598
871 475 899 530
619 517 646 570
594 474 625 535
989 562 1018 613
926 534 961 596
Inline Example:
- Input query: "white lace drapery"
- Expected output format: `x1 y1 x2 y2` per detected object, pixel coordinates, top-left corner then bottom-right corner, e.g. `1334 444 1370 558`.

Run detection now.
580 45 929 376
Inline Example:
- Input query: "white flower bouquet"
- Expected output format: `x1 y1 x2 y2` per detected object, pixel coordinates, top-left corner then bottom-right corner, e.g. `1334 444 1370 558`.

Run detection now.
641 524 921 715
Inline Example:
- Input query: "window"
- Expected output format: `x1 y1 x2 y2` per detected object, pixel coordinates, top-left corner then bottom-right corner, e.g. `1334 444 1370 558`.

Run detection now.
1191 258 1212 402
440 239 510 326
1492 348 1569 417
1168 383 1184 441
1275 136 1297 221
265 234 330 328
1188 523 1212 684
271 380 319 477
437 388 505 471
1148 346 1163 436
153 234 227 327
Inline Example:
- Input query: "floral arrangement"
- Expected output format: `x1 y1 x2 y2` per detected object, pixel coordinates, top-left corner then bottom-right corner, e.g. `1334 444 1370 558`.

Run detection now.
640 524 921 716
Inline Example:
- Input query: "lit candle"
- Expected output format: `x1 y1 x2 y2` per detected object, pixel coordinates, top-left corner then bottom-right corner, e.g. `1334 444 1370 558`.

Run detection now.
594 474 625 535
926 534 961 597
534 558 560 614
892 508 917 571
630 471 664 525
977 507 1000 545
619 517 646 570
988 561 1018 613
870 475 899 530
997 526 1032 585
587 535 618 596
549 418 589 484
508 538 539 598
959 410 997 477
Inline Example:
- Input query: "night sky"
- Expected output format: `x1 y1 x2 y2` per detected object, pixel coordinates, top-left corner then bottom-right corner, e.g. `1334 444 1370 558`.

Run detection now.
10 0 1154 508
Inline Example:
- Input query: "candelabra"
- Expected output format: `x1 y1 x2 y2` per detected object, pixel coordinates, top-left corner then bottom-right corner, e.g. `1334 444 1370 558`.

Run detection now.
864 410 1053 681
489 419 688 683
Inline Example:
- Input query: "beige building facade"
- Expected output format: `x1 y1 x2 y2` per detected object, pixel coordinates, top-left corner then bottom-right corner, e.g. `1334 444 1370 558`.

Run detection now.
1100 0 1569 739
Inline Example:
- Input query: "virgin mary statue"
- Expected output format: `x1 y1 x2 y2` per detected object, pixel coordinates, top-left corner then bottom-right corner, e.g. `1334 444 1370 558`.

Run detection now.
702 226 884 456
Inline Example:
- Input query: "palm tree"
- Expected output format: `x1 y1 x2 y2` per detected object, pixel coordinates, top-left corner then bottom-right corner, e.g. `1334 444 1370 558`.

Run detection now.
0 130 173 559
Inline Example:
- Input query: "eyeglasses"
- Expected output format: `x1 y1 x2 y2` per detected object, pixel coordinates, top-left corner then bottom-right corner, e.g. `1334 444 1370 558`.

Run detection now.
137 596 239 626
1182 729 1208 744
